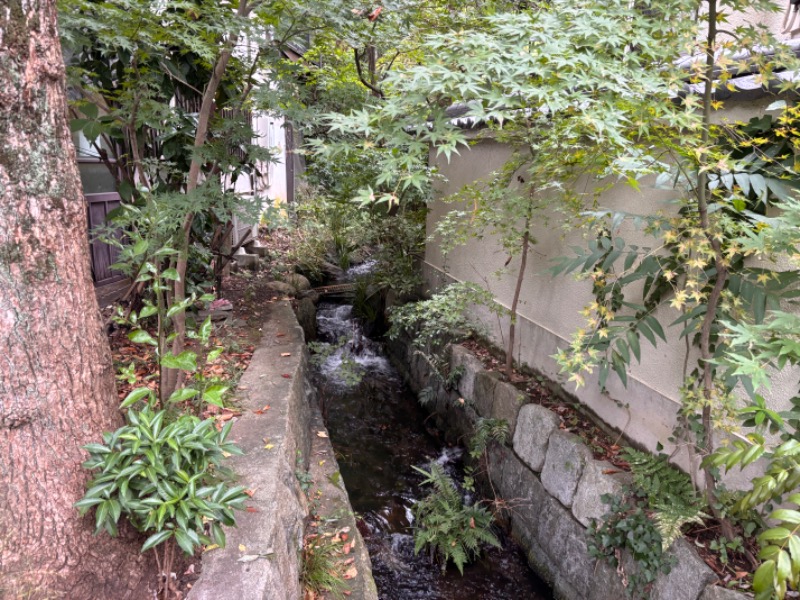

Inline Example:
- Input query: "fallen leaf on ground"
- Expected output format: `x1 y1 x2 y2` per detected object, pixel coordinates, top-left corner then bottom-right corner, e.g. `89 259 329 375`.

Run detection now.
276 333 286 337
281 352 291 357
237 555 262 563
246 507 260 513
239 544 247 552
316 431 329 438
204 544 220 552
343 542 351 554
281 374 292 379
254 404 271 414
343 567 358 580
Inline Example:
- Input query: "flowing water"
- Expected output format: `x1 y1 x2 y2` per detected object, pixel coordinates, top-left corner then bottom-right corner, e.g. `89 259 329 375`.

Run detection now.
311 299 552 600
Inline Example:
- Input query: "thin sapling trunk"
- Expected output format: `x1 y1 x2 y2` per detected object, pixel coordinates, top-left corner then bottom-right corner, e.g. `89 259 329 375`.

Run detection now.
506 199 534 378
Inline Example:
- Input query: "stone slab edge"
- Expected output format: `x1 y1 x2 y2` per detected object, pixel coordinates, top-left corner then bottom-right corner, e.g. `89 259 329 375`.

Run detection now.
187 301 325 599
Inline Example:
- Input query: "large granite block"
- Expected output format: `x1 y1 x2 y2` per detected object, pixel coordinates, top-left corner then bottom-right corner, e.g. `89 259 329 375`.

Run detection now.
513 404 561 472
491 380 525 438
652 539 717 600
541 431 592 508
473 371 499 418
450 344 484 404
572 459 632 527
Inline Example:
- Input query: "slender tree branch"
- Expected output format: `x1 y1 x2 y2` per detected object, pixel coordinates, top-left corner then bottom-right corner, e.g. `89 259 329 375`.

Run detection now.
354 48 385 98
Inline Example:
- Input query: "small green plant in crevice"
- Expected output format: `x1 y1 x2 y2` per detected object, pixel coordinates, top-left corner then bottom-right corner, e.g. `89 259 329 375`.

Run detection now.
411 463 500 574
417 386 437 407
589 449 708 598
300 534 348 600
296 453 313 495
709 536 746 567
416 365 466 410
589 493 676 598
469 418 509 460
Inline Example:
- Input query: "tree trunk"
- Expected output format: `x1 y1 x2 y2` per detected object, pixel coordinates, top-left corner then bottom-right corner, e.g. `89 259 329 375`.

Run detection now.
506 220 531 379
0 3 150 598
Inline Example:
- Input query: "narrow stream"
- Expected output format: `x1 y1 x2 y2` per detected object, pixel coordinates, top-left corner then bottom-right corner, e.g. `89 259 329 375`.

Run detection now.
310 297 552 600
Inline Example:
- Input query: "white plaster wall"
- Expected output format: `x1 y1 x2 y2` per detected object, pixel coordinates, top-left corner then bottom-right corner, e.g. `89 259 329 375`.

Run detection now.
424 98 798 486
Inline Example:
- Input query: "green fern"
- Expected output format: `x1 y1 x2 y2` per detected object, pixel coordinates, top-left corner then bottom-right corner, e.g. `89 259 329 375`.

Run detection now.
412 463 500 574
652 503 708 550
621 448 706 549
622 448 698 507
469 418 510 459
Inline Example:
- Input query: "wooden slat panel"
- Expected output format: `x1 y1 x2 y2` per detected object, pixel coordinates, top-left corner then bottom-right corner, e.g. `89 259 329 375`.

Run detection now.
85 192 125 286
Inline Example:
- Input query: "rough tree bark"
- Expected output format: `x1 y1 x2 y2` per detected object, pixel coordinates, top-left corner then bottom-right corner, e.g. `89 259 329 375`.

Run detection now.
0 2 150 597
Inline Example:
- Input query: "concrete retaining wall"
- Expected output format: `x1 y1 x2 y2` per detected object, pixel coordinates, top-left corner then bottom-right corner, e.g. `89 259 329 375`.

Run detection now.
189 301 377 600
388 338 753 600
424 100 796 486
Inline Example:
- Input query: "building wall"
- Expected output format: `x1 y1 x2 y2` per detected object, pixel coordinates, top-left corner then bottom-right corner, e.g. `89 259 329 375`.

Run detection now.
424 96 795 486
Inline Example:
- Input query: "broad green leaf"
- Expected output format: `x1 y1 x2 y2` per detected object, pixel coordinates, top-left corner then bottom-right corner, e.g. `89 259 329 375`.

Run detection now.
168 388 199 404
753 560 775 594
132 239 148 256
199 317 212 344
139 305 158 319
121 387 153 408
128 330 157 346
161 351 197 372
83 120 103 142
772 509 800 526
162 268 180 281
141 530 173 552
202 384 229 408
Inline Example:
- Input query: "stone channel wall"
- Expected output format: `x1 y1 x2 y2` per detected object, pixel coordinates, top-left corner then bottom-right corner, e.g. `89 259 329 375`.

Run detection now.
189 301 377 600
189 302 313 600
388 338 752 600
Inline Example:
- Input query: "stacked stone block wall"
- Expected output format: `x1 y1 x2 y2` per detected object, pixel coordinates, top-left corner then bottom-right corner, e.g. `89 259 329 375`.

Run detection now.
388 340 752 600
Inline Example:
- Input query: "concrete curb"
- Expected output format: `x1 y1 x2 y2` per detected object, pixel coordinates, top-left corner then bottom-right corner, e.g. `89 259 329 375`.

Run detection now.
189 301 312 600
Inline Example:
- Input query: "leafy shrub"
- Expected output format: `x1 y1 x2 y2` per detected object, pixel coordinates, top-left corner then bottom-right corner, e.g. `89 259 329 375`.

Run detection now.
76 408 248 555
412 463 500 574
389 282 504 381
